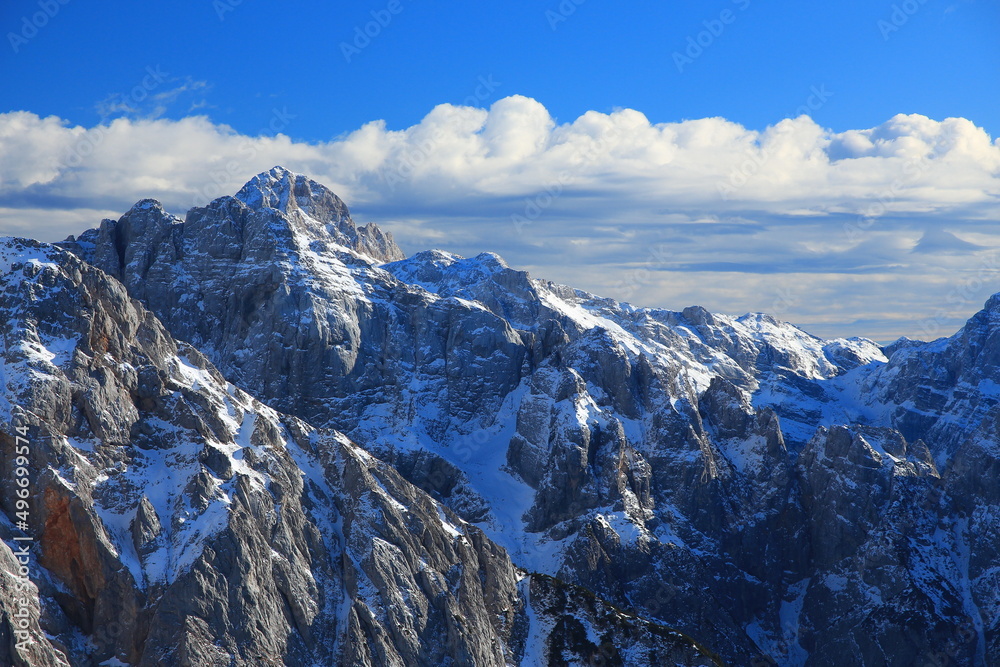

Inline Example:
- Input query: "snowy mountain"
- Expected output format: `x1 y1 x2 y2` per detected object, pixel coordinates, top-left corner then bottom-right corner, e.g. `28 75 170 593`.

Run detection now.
2 166 995 665
0 237 717 666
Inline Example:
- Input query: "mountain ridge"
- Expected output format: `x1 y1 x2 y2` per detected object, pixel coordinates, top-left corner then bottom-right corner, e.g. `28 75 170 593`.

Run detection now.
0 235 717 666
4 166 996 665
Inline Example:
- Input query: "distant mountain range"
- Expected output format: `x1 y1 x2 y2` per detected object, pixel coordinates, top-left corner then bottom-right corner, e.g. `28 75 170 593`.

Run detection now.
1 166 995 665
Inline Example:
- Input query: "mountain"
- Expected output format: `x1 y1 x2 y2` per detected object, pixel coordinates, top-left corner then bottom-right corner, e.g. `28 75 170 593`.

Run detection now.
0 237 718 666
2 165 994 665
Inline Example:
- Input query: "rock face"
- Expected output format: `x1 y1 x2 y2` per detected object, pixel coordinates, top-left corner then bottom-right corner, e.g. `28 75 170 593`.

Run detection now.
522 573 723 666
0 238 717 665
17 165 997 665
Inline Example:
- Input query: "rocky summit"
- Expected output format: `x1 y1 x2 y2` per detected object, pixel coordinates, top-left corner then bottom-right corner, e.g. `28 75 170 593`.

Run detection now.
1 166 996 665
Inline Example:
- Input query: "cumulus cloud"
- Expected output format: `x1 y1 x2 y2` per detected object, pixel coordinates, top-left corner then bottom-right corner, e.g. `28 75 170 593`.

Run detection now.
1 96 999 341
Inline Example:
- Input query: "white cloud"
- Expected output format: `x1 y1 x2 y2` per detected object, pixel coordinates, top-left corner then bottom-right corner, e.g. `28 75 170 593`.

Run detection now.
1 97 999 342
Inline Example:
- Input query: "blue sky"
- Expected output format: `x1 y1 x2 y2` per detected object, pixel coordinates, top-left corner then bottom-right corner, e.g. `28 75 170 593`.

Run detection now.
2 0 999 341
4 0 997 138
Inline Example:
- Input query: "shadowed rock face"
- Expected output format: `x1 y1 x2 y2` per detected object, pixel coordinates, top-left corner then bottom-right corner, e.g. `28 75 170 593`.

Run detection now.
41 168 1000 665
0 238 717 665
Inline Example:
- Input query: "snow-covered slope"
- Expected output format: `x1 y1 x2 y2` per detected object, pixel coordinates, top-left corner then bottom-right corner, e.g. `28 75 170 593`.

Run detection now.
0 237 718 666
51 167 998 665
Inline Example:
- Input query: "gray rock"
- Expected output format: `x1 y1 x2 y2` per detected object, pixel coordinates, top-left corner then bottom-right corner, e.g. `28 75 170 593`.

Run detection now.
0 236 724 665
0 238 522 665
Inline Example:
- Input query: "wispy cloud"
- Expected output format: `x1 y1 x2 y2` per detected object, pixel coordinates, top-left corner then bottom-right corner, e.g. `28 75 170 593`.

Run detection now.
95 73 212 121
1 97 999 342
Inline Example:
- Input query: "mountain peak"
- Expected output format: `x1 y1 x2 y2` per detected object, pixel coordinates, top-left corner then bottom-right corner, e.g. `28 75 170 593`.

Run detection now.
233 166 403 262
236 166 348 224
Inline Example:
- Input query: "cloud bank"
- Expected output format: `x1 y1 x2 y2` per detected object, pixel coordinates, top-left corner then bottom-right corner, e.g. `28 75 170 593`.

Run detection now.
2 96 999 341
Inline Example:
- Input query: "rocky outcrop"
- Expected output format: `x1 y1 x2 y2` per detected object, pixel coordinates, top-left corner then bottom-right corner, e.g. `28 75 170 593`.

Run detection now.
522 573 722 666
0 538 70 667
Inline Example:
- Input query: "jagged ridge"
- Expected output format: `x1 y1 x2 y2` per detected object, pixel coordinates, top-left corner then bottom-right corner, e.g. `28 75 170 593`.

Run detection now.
16 167 1000 665
0 232 717 664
